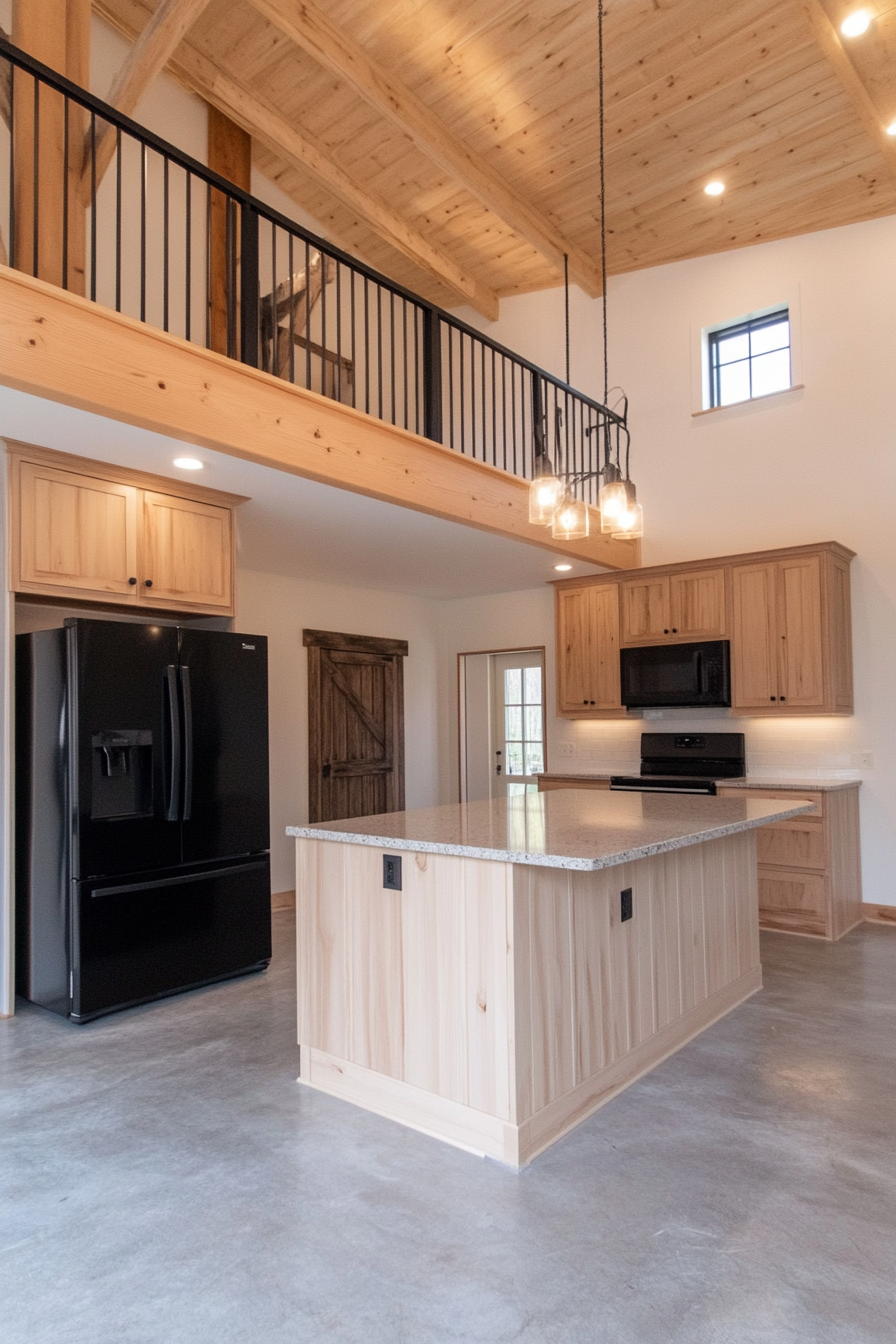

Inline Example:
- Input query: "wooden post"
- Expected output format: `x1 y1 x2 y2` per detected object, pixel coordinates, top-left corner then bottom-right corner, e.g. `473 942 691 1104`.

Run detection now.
11 0 89 293
207 105 251 356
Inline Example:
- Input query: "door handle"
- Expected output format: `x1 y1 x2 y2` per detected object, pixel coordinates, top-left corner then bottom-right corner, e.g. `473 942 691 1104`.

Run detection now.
165 665 181 822
180 664 193 821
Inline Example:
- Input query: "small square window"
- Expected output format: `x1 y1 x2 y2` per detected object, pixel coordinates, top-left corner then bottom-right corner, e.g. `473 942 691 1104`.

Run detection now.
708 309 791 408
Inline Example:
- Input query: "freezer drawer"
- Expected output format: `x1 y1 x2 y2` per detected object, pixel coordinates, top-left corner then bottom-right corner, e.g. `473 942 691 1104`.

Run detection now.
71 857 272 1021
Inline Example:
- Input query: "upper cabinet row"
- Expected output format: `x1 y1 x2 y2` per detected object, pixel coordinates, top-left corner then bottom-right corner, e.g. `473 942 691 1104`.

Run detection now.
7 444 246 617
555 542 854 717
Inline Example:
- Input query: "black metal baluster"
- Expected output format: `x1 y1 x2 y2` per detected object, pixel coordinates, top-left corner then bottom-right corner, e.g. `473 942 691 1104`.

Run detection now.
350 269 357 410
414 306 421 435
61 95 69 290
162 155 169 331
288 232 296 383
185 169 191 342
239 202 259 368
89 111 97 302
389 289 396 424
460 331 466 454
115 128 122 312
363 278 370 415
305 239 311 390
8 62 16 271
448 324 455 449
376 284 383 421
321 249 328 396
205 181 211 350
402 298 409 430
32 76 39 277
336 260 342 403
139 141 146 321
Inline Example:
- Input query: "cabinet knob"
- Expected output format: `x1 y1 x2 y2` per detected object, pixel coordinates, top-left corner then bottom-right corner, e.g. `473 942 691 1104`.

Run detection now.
583 700 588 705
128 576 137 585
672 628 677 633
779 696 786 702
664 628 669 634
144 579 153 588
770 696 776 701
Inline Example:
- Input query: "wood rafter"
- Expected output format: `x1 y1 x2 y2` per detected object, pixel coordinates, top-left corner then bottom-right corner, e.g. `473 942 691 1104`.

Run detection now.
92 0 499 318
81 0 212 198
247 0 603 298
800 0 896 181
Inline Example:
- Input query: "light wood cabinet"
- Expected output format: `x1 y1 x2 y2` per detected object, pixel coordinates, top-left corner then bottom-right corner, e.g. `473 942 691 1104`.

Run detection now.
553 542 853 719
718 784 862 941
730 550 850 714
555 583 624 716
621 567 726 645
8 443 246 616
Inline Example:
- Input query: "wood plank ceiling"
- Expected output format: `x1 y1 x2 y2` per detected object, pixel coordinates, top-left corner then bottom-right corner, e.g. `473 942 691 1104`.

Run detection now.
93 0 896 313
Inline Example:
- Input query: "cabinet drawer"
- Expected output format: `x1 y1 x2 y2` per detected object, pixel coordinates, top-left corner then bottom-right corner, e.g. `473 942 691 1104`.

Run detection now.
717 787 823 817
757 821 826 870
758 868 828 937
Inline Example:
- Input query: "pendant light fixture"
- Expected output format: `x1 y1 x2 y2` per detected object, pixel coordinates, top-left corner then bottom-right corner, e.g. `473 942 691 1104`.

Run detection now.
530 0 643 546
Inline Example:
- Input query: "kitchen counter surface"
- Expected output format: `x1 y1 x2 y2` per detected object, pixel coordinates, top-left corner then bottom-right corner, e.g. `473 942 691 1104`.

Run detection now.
537 772 861 792
287 790 815 871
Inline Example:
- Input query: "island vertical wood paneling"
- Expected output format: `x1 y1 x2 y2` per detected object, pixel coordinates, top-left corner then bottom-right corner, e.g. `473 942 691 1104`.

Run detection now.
295 829 762 1165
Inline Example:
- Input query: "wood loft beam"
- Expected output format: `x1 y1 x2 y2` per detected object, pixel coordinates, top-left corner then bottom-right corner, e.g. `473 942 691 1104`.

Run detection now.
247 0 603 299
91 0 499 319
81 0 213 199
800 0 896 180
0 266 638 568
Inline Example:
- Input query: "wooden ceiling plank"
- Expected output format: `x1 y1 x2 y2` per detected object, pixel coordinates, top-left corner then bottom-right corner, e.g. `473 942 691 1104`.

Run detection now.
800 0 896 181
91 0 500 318
81 0 213 198
245 0 604 296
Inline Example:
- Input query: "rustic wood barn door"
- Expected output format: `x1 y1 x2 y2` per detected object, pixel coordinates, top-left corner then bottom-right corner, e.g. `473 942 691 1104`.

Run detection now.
304 629 408 823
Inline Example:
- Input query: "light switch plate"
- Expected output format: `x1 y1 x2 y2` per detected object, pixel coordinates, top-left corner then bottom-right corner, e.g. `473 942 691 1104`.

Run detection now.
558 742 577 757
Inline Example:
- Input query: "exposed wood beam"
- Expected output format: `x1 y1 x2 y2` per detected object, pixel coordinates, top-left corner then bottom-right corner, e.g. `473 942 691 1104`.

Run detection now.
247 0 604 299
0 266 639 568
800 0 896 180
82 0 213 198
91 0 499 319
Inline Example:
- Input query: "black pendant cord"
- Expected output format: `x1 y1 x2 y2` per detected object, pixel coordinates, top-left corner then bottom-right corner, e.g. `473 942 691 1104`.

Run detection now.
564 251 570 385
598 0 612 472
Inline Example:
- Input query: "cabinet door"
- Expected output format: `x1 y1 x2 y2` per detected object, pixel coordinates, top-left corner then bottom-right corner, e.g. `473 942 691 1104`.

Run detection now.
140 491 233 609
18 461 138 599
668 567 726 639
556 585 621 713
731 563 779 709
777 555 824 708
620 576 669 643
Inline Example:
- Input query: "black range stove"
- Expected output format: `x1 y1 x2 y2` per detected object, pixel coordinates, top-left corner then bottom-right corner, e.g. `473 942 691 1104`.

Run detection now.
610 733 746 796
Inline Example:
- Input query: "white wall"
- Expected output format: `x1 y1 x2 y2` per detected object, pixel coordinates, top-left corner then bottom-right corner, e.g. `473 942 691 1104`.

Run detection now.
447 214 896 907
234 568 440 894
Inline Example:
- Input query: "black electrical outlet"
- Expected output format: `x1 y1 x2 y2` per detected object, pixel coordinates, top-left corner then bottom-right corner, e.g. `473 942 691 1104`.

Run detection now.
383 854 402 891
620 887 633 922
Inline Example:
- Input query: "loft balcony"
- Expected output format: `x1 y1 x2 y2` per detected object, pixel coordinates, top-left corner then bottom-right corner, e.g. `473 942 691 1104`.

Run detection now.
0 37 639 569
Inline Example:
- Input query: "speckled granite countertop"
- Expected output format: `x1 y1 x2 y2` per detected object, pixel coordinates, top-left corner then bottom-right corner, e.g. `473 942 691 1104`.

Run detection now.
287 791 815 871
537 773 861 792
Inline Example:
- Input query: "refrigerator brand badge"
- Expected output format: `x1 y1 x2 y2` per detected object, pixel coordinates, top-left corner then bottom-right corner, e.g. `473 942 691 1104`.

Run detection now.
242 643 256 650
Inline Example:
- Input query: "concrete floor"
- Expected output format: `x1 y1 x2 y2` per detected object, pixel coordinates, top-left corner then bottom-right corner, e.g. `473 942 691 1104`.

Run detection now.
1 914 894 1344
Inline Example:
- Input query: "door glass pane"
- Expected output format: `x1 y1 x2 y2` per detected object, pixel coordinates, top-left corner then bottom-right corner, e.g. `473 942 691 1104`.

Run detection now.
525 742 545 774
506 742 524 774
525 705 542 741
504 668 522 703
505 706 522 741
524 666 542 703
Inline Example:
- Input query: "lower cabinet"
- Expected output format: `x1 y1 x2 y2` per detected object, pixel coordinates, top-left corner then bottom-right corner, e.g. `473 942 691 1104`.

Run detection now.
718 785 862 941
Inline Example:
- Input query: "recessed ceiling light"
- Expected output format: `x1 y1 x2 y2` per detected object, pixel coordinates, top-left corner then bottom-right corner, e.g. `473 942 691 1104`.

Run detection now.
554 563 573 571
841 9 872 37
887 118 896 136
704 180 725 196
173 457 203 470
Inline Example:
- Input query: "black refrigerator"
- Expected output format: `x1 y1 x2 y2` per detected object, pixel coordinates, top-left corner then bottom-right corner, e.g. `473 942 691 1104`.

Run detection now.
16 619 272 1022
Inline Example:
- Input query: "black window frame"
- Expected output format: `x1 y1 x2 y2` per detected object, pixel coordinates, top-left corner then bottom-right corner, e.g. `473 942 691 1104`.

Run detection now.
708 308 791 408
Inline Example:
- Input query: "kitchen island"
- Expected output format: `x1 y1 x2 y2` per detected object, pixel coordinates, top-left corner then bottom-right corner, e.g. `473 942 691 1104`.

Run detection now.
288 790 814 1167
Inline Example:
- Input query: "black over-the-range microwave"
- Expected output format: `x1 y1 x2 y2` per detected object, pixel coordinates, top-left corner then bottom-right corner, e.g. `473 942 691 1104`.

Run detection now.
619 639 731 709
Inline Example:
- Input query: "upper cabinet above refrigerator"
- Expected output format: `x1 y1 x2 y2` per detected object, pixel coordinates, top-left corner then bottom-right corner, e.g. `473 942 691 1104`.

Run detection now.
7 442 248 617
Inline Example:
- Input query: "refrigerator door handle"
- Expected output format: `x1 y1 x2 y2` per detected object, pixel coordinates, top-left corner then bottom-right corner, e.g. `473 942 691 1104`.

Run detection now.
180 664 194 821
89 860 268 898
165 664 181 822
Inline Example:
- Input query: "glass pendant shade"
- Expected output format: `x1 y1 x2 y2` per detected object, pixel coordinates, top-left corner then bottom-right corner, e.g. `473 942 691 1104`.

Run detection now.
599 476 629 533
551 493 589 540
612 500 644 539
529 472 564 525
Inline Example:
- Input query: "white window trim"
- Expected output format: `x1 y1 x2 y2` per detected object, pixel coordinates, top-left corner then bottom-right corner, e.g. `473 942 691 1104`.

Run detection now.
690 287 803 416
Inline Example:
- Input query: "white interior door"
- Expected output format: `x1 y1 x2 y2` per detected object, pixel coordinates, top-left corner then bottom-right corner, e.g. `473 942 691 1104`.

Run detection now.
489 651 545 799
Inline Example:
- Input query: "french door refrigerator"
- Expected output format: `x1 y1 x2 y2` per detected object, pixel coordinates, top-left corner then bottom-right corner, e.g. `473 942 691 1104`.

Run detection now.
16 619 272 1022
